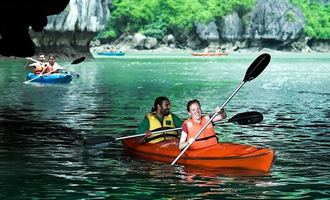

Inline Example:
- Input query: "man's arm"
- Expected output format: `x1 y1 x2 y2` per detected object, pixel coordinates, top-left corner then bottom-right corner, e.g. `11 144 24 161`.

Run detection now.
136 117 149 134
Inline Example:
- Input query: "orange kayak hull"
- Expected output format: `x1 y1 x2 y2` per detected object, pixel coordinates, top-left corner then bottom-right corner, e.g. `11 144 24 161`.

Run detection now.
191 52 229 56
122 138 275 172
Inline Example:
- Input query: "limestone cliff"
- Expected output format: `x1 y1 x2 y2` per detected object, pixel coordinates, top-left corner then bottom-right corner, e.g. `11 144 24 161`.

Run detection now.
245 0 305 48
30 0 111 57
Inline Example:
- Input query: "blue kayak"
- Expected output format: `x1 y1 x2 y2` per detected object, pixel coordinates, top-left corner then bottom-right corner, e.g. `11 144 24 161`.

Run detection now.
97 51 125 56
26 72 73 84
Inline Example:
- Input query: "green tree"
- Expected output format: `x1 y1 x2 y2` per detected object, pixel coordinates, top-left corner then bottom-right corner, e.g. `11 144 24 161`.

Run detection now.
291 0 330 39
98 0 256 41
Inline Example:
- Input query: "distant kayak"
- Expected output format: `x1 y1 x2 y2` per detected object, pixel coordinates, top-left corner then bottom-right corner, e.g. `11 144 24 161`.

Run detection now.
26 72 73 84
97 51 125 56
192 52 229 56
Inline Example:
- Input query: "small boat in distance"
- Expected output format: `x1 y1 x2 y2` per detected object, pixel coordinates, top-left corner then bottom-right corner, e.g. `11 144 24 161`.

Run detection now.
192 52 229 56
97 51 125 56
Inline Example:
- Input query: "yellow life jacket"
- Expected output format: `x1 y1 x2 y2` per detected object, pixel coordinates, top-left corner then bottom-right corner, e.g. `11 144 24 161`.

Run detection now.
185 115 218 150
145 113 178 143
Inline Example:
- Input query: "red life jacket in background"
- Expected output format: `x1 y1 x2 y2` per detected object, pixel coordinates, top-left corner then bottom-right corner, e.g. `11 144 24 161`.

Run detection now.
34 65 44 74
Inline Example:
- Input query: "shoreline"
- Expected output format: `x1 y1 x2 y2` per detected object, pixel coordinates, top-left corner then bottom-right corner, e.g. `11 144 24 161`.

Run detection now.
90 45 324 55
1 47 328 60
90 46 327 57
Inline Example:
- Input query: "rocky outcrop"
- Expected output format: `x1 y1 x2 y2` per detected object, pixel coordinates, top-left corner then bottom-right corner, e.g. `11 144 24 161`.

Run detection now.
30 0 111 57
219 12 243 42
196 22 219 41
308 39 330 52
245 0 305 48
186 0 306 51
100 0 324 53
107 33 160 50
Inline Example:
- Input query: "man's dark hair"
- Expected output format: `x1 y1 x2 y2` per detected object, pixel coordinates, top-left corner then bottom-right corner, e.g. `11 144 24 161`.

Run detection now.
151 96 170 112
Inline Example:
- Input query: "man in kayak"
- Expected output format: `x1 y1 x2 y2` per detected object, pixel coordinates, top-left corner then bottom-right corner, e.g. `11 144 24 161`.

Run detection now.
215 46 223 53
136 96 183 143
41 55 64 75
178 99 227 150
26 53 47 74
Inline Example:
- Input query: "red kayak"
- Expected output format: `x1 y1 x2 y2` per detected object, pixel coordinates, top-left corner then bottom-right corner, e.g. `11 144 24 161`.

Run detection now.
122 137 275 172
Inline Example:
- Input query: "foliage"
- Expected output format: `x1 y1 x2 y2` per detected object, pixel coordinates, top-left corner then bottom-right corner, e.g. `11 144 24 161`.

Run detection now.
291 0 330 39
97 0 330 41
99 0 256 40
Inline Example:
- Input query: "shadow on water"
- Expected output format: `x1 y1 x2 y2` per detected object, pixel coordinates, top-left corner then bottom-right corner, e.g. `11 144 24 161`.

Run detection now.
0 107 83 148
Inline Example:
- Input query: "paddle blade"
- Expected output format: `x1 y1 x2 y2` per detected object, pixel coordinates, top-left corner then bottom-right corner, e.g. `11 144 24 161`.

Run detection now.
83 135 114 147
228 111 263 125
243 53 271 82
71 57 85 65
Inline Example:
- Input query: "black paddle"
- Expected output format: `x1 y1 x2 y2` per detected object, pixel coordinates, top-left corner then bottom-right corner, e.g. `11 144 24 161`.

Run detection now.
171 53 271 165
70 57 85 65
83 111 264 147
227 111 263 125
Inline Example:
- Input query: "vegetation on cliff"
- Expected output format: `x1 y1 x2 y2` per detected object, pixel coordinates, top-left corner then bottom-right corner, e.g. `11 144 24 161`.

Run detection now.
99 0 255 40
291 0 330 39
98 0 330 41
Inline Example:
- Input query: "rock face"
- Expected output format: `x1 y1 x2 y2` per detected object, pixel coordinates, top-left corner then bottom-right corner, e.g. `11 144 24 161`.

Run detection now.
245 0 306 48
190 0 307 51
219 12 243 42
196 22 219 41
30 0 111 57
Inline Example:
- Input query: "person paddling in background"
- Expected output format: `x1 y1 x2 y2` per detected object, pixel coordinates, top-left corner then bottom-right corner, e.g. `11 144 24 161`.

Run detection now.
215 46 223 53
178 99 227 150
41 55 64 75
136 96 183 143
26 53 47 74
203 46 211 53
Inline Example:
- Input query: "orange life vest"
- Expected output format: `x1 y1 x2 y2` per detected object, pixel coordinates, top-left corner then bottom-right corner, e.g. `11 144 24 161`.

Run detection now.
185 116 218 150
45 65 54 73
33 65 44 74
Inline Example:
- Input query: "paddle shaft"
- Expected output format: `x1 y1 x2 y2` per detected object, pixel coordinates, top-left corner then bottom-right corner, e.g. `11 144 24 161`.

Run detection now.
115 107 258 141
170 81 246 165
115 127 182 141
26 57 70 71
115 119 233 141
24 57 83 83
83 111 263 146
171 53 271 165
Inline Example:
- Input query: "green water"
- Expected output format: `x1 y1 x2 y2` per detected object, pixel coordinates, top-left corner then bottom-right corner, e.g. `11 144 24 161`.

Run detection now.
0 52 329 199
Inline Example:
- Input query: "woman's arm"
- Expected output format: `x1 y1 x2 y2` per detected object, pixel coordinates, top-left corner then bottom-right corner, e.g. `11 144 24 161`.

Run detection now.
178 122 196 150
178 131 188 150
211 107 227 122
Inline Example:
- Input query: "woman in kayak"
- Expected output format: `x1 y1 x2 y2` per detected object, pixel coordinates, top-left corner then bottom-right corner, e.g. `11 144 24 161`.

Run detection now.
41 55 64 74
178 99 227 150
136 96 183 143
